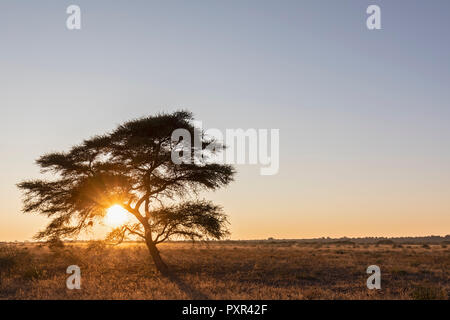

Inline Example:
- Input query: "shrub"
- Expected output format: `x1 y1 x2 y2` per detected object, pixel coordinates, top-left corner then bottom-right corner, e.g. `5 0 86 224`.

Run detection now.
47 237 64 250
0 246 35 283
21 264 47 281
0 246 32 275
87 240 106 252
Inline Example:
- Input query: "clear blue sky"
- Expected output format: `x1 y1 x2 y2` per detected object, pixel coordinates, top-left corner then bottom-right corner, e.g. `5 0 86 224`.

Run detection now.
1 1 449 240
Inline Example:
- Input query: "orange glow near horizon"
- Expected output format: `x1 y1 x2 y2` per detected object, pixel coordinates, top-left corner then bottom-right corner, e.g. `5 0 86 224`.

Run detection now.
104 205 130 228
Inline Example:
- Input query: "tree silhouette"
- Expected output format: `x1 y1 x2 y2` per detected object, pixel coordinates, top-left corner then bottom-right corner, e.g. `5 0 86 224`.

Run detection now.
17 111 235 274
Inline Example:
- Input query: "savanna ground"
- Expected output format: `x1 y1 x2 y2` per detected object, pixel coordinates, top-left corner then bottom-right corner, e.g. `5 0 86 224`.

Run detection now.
0 241 448 300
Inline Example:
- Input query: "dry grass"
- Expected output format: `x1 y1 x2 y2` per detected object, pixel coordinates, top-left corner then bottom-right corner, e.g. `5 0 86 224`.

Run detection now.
0 241 448 300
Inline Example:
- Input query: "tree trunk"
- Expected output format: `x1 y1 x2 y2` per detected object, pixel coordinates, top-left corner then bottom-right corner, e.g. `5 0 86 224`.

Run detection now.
145 237 169 275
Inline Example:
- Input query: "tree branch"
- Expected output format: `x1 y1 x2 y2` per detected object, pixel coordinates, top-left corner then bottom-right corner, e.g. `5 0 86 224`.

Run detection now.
124 226 145 239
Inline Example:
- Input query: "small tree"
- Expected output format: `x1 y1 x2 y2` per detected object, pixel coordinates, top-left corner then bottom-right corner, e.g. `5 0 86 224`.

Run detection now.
17 111 235 274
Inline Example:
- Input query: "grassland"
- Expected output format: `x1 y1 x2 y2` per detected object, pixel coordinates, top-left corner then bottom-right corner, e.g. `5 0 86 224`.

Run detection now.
0 241 448 300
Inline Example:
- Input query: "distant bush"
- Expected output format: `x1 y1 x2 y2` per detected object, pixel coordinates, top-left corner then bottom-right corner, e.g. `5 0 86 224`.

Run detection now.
331 240 355 246
87 240 106 252
47 237 64 250
21 264 47 281
422 244 431 249
376 240 395 245
0 246 33 277
0 250 18 275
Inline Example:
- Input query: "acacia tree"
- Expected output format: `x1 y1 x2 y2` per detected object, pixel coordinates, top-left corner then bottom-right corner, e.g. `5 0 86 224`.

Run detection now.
17 111 235 274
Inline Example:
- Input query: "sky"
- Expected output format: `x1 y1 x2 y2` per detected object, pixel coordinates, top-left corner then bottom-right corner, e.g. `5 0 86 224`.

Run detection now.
1 0 449 241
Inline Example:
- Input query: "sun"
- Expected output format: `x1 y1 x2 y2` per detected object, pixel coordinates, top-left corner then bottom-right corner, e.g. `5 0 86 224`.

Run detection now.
105 205 130 227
